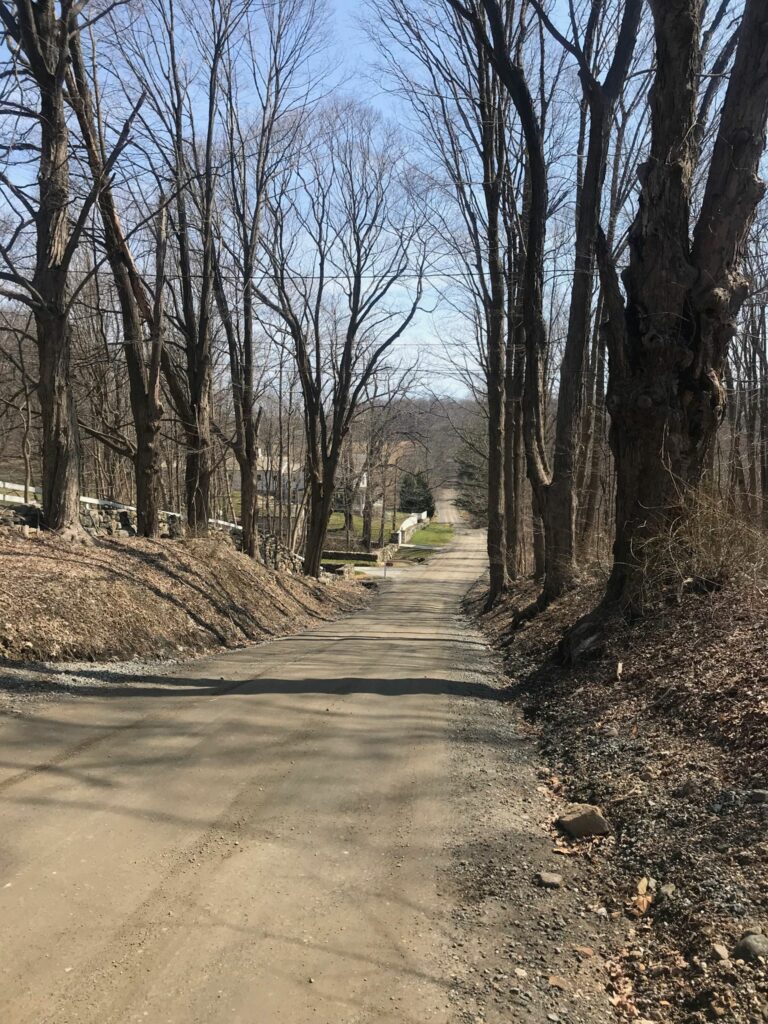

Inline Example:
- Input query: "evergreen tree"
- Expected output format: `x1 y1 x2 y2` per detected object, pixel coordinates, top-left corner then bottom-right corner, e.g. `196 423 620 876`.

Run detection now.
400 471 435 517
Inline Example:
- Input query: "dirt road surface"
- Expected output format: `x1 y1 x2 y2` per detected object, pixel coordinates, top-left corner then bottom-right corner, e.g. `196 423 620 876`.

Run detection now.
0 496 616 1024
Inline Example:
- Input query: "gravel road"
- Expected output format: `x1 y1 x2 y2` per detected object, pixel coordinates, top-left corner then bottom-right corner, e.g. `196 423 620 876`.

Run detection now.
0 495 618 1024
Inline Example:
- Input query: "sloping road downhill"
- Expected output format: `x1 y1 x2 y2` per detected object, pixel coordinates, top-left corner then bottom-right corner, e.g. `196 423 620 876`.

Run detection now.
0 496 616 1024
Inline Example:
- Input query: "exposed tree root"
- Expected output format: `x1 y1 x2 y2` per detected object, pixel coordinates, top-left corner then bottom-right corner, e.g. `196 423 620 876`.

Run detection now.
53 525 94 546
557 602 620 665
496 591 552 647
482 589 506 614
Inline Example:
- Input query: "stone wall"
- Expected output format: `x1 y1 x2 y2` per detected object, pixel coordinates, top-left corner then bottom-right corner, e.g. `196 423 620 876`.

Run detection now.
0 499 303 573
321 544 398 565
79 502 185 539
390 511 429 546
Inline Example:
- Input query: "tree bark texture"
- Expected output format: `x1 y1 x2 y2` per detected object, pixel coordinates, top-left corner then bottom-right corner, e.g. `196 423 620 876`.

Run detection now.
32 38 83 532
600 0 768 608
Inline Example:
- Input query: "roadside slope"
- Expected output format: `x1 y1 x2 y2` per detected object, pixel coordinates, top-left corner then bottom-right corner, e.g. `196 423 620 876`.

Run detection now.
475 576 768 1024
0 531 363 665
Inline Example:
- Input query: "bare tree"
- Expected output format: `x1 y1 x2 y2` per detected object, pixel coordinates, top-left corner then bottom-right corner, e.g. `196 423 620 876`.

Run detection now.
0 1 112 534
373 0 524 605
529 0 642 590
66 29 170 537
585 0 768 618
121 0 249 534
211 0 325 557
256 104 427 576
448 0 640 609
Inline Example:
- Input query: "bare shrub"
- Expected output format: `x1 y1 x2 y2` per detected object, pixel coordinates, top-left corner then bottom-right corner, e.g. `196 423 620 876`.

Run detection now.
629 482 768 613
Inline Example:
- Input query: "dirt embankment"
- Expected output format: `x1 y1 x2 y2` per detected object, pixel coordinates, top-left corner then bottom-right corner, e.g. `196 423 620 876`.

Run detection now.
472 577 768 1024
0 530 366 664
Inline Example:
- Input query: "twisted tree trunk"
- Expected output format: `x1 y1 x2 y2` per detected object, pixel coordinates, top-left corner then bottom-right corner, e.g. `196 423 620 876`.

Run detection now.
597 0 768 612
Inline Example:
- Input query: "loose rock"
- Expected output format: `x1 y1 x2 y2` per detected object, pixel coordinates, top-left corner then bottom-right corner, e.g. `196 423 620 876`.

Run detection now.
556 803 611 838
733 930 768 962
535 871 563 889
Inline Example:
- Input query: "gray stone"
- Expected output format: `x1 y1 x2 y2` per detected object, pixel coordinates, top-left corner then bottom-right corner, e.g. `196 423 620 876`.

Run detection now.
734 930 768 962
535 871 563 889
556 803 611 838
747 790 768 805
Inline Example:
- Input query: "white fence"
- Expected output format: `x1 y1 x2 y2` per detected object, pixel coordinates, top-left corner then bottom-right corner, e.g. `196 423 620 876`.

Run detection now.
0 481 242 532
0 481 41 505
2 481 429 543
391 510 429 546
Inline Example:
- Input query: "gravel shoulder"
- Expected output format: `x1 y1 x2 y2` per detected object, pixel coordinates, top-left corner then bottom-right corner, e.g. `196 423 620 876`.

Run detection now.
443 611 623 1024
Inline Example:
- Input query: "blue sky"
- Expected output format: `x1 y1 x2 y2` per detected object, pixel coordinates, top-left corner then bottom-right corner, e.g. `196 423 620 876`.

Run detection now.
324 0 577 394
331 0 402 114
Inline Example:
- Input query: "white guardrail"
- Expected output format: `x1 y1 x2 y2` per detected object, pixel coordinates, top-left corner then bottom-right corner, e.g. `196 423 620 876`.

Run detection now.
0 480 242 532
398 511 429 533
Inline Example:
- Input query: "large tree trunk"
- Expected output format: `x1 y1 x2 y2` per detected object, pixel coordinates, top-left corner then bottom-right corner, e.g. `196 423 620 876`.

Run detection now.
185 415 212 536
362 493 374 551
68 37 165 540
597 0 768 612
486 350 508 602
504 315 525 579
121 272 164 539
34 85 82 534
578 329 607 557
541 5 641 601
37 312 82 532
509 141 553 602
127 347 164 539
303 468 336 578
476 35 509 607
134 410 163 539
531 489 546 581
760 322 768 528
725 362 750 516
239 459 259 559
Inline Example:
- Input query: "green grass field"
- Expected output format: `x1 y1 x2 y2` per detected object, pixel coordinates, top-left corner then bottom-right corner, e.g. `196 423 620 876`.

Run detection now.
410 521 454 546
394 520 455 561
326 510 409 538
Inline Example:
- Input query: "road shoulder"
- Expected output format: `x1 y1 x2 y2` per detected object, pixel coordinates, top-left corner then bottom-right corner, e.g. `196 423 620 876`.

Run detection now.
443 625 622 1024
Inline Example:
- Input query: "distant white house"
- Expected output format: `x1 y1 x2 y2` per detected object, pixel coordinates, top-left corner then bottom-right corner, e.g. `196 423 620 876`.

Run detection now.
257 454 305 500
337 448 369 514
230 446 369 510
230 449 304 502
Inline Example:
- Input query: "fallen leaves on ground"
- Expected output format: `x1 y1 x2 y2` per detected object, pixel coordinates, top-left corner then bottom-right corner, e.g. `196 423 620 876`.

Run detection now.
0 529 366 664
471 573 768 1024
